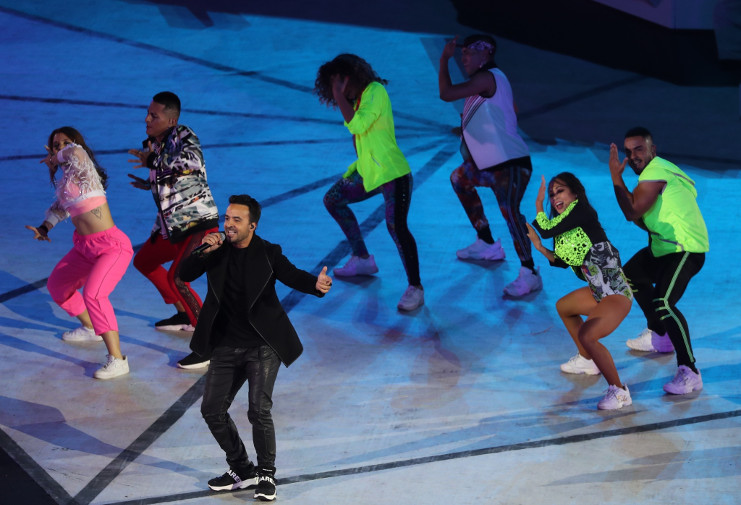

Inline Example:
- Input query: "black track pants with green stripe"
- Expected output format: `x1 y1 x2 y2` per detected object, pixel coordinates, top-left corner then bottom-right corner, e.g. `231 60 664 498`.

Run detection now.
623 247 705 367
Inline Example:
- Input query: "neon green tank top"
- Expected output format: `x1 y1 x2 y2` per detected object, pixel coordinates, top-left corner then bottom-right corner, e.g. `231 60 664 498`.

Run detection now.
638 157 709 256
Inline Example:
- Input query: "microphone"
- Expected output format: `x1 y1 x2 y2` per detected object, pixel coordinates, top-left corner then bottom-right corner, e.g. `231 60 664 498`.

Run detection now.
192 232 226 256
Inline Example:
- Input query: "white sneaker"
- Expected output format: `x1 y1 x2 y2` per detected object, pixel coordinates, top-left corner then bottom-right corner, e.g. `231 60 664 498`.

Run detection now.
62 325 102 342
503 266 542 297
560 353 601 375
626 328 674 353
333 255 379 277
663 365 703 395
597 384 632 410
397 285 424 312
94 354 129 379
456 238 505 261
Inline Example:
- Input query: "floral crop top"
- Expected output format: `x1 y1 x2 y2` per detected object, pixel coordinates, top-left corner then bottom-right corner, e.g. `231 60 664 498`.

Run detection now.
44 143 106 227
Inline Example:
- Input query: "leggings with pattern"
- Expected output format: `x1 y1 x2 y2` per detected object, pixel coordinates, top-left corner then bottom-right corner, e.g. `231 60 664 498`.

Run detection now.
450 159 533 263
323 171 421 286
623 248 705 368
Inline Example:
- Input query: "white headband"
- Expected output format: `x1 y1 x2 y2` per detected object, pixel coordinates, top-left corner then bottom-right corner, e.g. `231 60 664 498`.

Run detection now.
465 40 494 52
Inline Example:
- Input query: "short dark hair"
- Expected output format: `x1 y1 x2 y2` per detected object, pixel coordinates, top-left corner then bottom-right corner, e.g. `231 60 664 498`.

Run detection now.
624 126 653 143
228 194 261 223
153 91 181 117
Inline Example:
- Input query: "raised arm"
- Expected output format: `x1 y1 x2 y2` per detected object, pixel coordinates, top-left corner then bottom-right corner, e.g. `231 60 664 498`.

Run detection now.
36 144 98 232
609 143 663 221
332 75 356 124
438 37 496 102
130 127 205 182
343 83 384 136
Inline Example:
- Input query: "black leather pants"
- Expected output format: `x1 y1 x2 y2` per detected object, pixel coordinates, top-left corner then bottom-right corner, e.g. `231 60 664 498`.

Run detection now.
201 344 281 472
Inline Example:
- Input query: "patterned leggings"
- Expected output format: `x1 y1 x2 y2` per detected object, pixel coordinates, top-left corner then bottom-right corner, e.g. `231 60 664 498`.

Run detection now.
323 171 421 286
450 159 533 263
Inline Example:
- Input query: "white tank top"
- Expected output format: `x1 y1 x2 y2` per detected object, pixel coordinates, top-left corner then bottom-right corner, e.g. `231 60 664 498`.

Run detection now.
461 68 529 169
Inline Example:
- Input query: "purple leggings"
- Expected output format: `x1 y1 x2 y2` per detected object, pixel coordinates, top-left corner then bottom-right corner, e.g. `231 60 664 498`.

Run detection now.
324 171 421 286
47 226 133 335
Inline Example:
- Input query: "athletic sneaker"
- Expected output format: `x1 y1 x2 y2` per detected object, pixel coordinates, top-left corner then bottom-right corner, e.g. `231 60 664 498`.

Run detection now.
177 352 210 370
254 470 277 501
663 365 703 395
626 328 674 353
456 238 505 261
560 353 601 375
597 384 632 410
93 354 129 380
333 255 379 277
208 467 258 491
62 325 102 342
503 266 542 297
155 312 192 331
397 285 424 312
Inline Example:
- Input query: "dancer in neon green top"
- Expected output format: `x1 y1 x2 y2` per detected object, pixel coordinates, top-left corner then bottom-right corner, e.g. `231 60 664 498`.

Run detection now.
610 126 708 396
528 173 633 410
315 54 424 312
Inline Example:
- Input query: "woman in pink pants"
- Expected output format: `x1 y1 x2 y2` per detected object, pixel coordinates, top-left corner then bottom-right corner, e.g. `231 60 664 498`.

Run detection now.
26 127 133 379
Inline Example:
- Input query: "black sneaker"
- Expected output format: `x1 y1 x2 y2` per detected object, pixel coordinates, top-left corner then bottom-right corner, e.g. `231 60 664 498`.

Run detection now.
177 352 210 370
254 471 276 501
154 312 191 331
208 467 257 491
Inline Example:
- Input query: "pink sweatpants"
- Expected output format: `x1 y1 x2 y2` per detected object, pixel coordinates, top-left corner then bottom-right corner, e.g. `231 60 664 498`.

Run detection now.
47 226 133 335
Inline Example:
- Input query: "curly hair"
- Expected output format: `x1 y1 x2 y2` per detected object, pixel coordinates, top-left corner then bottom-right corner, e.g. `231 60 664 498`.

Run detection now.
46 126 108 189
314 54 388 106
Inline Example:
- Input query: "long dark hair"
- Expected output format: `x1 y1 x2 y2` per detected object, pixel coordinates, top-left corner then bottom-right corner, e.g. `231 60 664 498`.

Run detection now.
314 54 387 106
47 126 108 189
548 172 592 218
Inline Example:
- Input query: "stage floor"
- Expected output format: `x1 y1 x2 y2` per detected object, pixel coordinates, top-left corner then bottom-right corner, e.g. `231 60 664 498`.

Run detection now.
1 1 739 504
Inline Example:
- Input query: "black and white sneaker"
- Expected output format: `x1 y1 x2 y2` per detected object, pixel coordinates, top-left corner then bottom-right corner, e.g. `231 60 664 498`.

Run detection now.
208 467 257 491
177 352 210 370
154 312 192 331
254 471 277 501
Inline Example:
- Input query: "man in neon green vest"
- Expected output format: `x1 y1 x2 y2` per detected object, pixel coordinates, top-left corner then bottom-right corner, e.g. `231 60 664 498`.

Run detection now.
609 126 708 396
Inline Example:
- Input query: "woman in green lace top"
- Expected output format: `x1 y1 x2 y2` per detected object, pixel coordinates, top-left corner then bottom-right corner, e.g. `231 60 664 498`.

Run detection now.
527 172 633 410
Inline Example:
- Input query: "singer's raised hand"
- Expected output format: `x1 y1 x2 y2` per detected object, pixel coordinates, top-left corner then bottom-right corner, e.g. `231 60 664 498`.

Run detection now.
316 266 332 293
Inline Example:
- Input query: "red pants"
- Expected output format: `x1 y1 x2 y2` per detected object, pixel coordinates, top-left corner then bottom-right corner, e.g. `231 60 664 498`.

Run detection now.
133 229 216 326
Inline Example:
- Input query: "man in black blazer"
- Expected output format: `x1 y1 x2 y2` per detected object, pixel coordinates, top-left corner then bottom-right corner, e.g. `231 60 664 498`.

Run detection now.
180 194 332 502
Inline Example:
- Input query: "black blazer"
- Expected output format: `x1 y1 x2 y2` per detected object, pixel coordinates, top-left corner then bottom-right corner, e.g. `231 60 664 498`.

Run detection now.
180 235 324 366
